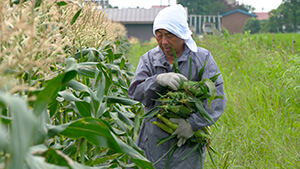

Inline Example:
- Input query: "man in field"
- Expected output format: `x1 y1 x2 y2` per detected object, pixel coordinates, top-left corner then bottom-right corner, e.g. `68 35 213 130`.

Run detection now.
128 4 227 168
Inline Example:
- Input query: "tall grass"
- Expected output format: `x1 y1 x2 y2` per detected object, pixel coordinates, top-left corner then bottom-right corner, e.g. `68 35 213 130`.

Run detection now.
255 33 300 55
199 32 299 168
126 32 300 168
126 37 157 71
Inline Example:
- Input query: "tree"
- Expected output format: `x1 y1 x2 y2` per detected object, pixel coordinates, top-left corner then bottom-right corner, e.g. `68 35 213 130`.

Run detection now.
177 0 255 15
239 3 256 12
263 8 285 33
243 18 261 34
282 0 300 32
265 0 300 33
177 0 229 15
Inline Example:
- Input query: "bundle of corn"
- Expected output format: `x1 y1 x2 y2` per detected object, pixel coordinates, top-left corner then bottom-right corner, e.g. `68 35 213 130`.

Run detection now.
144 48 224 168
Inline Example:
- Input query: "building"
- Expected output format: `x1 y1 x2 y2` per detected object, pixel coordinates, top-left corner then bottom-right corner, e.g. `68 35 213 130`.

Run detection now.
221 9 256 34
254 12 269 20
103 7 187 41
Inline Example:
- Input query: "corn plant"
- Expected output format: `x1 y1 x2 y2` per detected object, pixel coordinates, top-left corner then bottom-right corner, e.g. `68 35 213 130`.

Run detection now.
0 0 153 168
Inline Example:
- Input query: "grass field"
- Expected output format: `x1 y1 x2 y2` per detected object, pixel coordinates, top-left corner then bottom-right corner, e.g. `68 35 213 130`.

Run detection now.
255 33 300 55
126 33 300 168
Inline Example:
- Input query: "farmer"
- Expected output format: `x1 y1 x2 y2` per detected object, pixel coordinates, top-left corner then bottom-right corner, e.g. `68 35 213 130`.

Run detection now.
128 4 227 169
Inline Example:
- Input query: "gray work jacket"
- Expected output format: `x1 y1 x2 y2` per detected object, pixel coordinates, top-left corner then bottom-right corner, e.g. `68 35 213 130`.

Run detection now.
128 46 227 169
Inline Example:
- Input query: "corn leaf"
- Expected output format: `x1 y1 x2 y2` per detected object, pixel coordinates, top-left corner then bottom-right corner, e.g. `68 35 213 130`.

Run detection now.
71 9 82 25
34 0 42 8
171 45 181 74
198 61 207 80
106 96 139 105
66 80 89 92
75 101 91 117
56 1 68 6
60 118 154 169
120 57 126 70
96 73 106 102
58 91 82 102
33 58 77 116
182 142 201 160
116 108 134 127
195 101 215 125
0 93 36 169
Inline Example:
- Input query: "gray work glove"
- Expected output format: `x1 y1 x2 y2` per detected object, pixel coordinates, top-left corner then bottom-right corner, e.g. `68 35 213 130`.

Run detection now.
170 118 194 147
156 72 187 90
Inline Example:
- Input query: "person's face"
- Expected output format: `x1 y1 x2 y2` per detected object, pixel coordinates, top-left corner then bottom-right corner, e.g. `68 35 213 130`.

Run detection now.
155 29 185 57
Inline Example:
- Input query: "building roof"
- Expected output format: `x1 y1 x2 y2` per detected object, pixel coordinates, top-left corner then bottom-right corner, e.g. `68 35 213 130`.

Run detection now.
221 9 256 17
103 7 188 24
103 7 165 24
254 12 269 20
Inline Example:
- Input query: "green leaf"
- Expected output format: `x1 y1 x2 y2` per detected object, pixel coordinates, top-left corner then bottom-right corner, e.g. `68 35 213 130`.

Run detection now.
97 63 112 95
34 0 42 8
0 93 36 169
89 153 121 166
96 102 107 118
77 63 97 77
198 61 207 80
133 111 141 141
66 80 89 92
26 153 69 169
210 73 220 83
116 108 134 127
59 91 82 102
12 0 28 5
48 99 58 117
75 101 91 117
33 58 77 116
110 112 128 132
71 9 82 25
171 45 181 74
47 123 70 139
203 79 217 108
96 73 106 102
44 148 70 167
61 118 123 152
106 96 139 105
120 57 125 70
195 101 215 125
106 48 115 63
60 118 154 168
33 110 48 144
182 142 201 160
111 134 154 169
0 115 12 124
74 49 90 59
0 125 8 151
79 138 87 164
56 1 68 6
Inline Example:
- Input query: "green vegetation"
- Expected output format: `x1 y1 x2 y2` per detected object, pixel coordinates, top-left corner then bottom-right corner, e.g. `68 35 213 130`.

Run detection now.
1 0 299 168
245 1 300 33
243 18 261 34
126 38 157 71
177 0 254 15
0 1 153 169
255 33 300 54
126 32 300 168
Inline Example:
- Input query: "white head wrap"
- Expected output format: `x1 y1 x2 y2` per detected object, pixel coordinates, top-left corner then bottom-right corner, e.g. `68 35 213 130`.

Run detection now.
153 4 197 52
